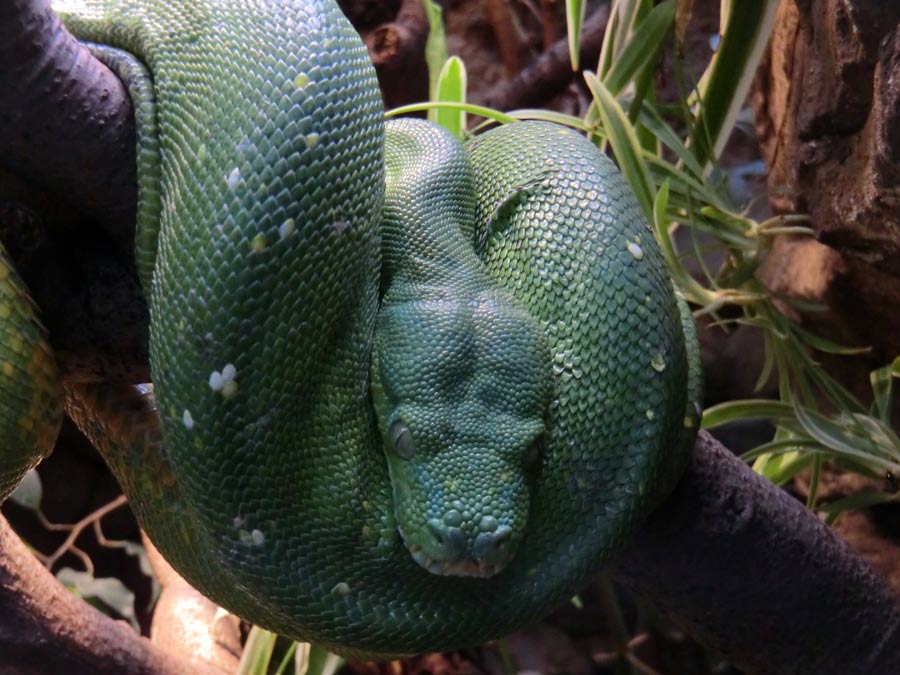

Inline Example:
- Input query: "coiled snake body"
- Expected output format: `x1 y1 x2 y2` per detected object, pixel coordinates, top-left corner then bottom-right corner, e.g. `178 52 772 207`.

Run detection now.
0 0 701 658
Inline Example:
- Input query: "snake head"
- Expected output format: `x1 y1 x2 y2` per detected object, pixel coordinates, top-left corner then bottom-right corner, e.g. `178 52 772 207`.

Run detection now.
371 285 550 578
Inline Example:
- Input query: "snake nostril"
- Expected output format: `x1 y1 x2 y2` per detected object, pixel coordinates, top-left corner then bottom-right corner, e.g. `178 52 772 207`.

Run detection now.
427 520 446 544
427 519 466 557
473 525 514 562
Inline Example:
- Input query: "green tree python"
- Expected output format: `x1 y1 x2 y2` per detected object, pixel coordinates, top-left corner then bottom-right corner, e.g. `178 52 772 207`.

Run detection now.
0 0 701 659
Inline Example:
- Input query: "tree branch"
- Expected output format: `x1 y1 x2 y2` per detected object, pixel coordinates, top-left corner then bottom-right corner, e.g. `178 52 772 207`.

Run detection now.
612 431 900 675
482 6 610 111
339 0 430 110
0 514 228 675
144 536 242 674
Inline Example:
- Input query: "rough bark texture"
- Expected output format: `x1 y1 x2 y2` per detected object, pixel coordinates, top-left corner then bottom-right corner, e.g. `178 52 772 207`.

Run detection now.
0 515 228 675
612 431 900 675
752 0 900 361
3 1 900 673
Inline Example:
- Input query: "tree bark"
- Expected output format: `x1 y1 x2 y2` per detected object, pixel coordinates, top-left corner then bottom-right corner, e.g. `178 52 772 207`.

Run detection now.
3 1 900 673
144 537 242 674
612 431 900 675
752 0 900 363
0 514 229 675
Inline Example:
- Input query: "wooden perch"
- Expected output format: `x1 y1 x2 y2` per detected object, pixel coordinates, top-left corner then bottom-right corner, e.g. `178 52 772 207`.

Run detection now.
612 431 900 675
0 514 231 675
3 2 900 673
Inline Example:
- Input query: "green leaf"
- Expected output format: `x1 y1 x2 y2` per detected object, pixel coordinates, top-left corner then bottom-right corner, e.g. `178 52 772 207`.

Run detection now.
637 105 706 178
237 626 278 675
691 0 779 168
422 0 448 104
56 567 139 630
584 72 655 220
274 642 299 675
821 490 900 526
295 643 344 675
792 324 870 356
434 56 467 138
596 0 620 80
603 0 675 96
387 101 516 126
753 450 815 486
509 108 594 131
565 0 587 70
871 356 900 424
9 468 42 511
793 404 900 474
702 398 794 429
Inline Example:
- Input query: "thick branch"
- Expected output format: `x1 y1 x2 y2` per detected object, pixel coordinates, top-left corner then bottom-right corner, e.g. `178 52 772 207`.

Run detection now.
144 537 242 674
0 0 137 246
0 515 226 675
0 0 148 384
612 431 900 675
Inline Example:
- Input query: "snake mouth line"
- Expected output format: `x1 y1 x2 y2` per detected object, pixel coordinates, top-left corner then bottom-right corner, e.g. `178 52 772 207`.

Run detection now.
409 547 505 578
401 522 510 578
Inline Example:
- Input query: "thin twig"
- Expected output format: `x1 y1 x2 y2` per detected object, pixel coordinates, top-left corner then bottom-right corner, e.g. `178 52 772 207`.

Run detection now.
43 494 128 571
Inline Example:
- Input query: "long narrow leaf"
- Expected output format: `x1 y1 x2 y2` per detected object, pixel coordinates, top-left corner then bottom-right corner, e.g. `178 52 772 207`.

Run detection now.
794 404 900 473
691 0 778 168
565 0 587 70
584 72 655 220
821 491 900 526
296 643 344 675
596 0 621 79
701 398 794 429
509 108 594 131
434 56 467 138
603 0 675 96
386 102 517 126
871 356 900 424
237 627 278 675
422 0 448 107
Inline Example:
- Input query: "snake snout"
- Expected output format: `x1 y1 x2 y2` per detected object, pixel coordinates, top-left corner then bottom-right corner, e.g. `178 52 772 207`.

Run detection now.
410 515 516 578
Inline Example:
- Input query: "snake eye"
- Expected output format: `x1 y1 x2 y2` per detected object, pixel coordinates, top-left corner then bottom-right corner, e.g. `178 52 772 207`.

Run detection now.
389 421 416 460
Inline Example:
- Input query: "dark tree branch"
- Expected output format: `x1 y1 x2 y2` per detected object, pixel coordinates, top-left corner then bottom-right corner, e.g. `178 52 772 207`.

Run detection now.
0 515 228 675
339 0 431 110
483 6 610 111
0 0 148 384
485 0 531 77
0 0 137 246
3 2 900 674
612 431 900 675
